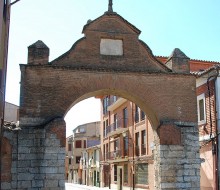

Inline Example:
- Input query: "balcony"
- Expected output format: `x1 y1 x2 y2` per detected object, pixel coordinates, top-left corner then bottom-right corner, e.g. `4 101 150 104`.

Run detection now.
105 149 122 160
107 97 127 112
104 118 128 137
105 150 128 163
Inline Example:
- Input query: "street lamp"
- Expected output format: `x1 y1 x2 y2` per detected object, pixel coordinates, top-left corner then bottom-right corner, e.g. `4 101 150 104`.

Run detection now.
122 131 135 190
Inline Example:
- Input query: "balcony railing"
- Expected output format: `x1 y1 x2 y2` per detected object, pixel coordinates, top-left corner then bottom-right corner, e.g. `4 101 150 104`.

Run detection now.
141 144 146 155
110 149 122 160
104 118 128 137
105 149 130 160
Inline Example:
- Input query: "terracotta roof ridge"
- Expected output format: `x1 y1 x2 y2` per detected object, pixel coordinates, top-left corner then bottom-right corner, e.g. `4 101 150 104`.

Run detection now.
190 58 220 64
156 55 220 64
191 64 220 76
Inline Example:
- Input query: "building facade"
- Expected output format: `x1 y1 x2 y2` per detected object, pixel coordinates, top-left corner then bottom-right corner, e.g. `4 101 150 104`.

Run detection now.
0 0 10 127
100 96 154 190
193 65 220 190
66 121 100 184
79 145 101 187
0 1 11 185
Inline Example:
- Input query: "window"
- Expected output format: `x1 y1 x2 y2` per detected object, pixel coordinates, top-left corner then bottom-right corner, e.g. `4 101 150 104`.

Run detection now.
76 156 81 164
94 150 97 163
141 110 145 121
113 95 117 102
68 144 72 151
75 140 82 148
79 128 86 133
103 96 109 115
103 121 106 137
114 139 119 152
135 105 139 123
106 119 108 135
124 164 128 183
103 145 106 161
114 139 120 157
114 114 118 130
135 132 140 156
106 144 109 159
84 140 87 148
69 158 71 165
114 165 117 181
141 130 146 155
97 171 100 183
100 39 123 56
123 107 128 128
197 94 206 124
135 164 148 184
123 137 128 156
103 119 109 137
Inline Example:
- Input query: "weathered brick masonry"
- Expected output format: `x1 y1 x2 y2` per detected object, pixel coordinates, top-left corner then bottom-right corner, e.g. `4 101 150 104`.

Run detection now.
1 11 199 190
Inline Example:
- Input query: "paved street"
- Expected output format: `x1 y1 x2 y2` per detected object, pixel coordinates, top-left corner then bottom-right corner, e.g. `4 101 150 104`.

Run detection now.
65 183 110 190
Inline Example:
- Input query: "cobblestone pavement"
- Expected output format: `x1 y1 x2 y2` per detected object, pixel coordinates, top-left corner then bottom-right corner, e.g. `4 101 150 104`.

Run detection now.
65 183 110 190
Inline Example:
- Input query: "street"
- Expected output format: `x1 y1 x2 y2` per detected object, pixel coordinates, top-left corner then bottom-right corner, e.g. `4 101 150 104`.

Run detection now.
65 183 110 190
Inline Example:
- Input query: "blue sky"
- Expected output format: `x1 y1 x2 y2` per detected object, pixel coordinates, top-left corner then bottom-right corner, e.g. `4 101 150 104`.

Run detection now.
6 0 220 135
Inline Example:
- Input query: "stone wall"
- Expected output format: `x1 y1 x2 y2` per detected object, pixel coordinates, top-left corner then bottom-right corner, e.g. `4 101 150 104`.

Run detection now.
154 125 200 190
1 118 66 190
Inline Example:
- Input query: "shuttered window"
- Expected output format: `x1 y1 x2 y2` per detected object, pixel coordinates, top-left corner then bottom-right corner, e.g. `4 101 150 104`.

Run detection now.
135 163 148 184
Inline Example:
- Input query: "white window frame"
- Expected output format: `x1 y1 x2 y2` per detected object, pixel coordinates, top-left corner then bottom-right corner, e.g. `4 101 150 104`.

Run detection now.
197 93 206 125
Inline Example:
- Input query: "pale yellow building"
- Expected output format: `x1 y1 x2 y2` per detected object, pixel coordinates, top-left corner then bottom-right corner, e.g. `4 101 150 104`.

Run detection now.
66 121 100 184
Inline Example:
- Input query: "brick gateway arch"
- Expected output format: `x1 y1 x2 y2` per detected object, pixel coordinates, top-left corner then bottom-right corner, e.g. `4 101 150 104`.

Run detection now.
7 11 200 190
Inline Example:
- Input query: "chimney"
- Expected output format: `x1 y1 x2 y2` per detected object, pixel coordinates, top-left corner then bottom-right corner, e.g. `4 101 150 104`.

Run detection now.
28 40 49 65
166 48 190 73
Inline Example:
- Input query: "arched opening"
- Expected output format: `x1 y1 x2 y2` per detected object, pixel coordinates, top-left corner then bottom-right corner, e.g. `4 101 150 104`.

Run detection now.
64 92 157 190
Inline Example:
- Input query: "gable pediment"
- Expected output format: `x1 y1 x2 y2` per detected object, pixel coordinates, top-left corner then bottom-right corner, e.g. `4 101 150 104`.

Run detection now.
50 13 170 73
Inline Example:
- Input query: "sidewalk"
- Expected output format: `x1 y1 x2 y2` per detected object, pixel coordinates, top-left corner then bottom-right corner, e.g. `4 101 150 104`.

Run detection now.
65 183 111 190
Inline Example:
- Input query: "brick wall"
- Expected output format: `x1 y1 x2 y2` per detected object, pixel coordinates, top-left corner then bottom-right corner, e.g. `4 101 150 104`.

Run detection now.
197 80 216 137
